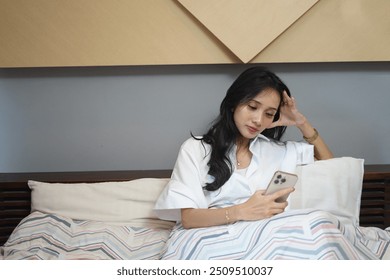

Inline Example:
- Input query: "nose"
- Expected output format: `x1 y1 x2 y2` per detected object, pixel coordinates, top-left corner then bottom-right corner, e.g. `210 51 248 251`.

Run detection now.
252 113 262 127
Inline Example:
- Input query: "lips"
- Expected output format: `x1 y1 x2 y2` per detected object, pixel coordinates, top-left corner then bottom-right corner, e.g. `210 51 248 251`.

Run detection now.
247 126 259 134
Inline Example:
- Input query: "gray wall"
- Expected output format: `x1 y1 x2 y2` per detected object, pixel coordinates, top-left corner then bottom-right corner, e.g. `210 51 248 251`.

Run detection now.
1 63 389 172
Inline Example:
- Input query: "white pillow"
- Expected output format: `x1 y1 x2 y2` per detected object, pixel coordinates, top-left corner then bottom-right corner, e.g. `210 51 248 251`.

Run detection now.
289 157 364 227
29 178 173 228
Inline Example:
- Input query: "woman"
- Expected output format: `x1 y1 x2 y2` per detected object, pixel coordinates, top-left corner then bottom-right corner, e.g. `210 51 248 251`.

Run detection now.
154 67 361 259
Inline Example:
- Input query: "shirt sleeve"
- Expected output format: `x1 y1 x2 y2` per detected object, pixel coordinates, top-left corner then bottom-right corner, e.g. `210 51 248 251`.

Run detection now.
294 141 315 165
154 138 209 221
279 141 314 173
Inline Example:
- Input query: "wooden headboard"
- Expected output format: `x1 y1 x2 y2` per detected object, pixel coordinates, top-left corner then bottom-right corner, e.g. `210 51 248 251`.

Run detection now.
1 166 389 246
0 170 172 246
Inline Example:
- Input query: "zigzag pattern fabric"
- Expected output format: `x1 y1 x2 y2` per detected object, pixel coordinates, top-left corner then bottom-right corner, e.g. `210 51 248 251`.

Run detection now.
1 211 170 260
2 210 389 260
161 209 390 260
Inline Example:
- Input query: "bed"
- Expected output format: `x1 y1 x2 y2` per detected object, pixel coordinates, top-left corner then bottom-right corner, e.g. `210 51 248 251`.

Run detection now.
1 157 390 260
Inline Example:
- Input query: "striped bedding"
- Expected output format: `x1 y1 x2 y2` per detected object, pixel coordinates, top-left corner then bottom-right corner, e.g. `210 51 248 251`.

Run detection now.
1 211 171 260
161 209 390 260
2 210 390 260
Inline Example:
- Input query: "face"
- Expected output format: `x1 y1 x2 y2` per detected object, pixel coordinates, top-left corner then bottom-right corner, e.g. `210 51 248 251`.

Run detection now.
233 88 280 141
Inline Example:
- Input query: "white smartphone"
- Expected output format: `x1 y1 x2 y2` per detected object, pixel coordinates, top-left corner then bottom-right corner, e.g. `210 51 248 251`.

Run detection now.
265 171 298 202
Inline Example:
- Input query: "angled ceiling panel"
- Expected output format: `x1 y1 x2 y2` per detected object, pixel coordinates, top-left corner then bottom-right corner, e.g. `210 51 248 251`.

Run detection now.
0 0 239 67
177 0 319 63
252 0 390 62
0 0 389 67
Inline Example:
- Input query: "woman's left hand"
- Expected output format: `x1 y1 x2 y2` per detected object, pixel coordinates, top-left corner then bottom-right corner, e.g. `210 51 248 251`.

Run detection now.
268 91 307 128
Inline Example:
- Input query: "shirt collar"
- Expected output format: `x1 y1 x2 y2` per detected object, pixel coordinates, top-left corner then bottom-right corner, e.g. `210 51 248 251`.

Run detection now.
249 133 270 151
256 133 270 142
231 133 270 155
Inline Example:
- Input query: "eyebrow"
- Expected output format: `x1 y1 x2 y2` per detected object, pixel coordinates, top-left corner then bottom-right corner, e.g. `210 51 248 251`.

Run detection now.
250 99 278 111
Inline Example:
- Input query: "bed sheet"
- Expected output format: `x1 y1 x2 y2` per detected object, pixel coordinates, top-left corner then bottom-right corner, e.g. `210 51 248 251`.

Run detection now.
1 211 171 260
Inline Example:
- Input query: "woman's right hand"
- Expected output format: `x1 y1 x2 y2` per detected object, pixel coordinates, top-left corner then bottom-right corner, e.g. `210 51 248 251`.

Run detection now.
181 187 294 229
235 187 294 221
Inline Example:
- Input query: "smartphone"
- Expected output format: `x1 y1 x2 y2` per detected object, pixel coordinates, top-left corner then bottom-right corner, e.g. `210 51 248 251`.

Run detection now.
265 171 298 202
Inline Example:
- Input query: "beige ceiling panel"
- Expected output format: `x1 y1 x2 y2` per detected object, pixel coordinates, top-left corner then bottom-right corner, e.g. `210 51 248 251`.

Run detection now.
2 0 389 67
252 0 390 62
0 0 239 67
177 0 319 63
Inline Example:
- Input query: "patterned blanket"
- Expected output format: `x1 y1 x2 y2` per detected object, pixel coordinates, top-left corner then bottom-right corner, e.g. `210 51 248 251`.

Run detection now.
1 211 171 260
161 209 390 260
2 210 390 260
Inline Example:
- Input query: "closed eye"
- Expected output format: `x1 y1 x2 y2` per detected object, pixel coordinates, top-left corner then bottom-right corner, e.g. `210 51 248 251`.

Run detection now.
266 112 276 118
248 104 257 110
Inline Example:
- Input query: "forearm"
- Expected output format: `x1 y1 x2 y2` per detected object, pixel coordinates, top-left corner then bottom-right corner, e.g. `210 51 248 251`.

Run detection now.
181 188 293 228
297 121 333 160
181 207 239 229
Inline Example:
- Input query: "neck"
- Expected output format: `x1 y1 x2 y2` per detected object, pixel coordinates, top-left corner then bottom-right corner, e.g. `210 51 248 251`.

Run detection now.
235 138 252 168
236 137 250 151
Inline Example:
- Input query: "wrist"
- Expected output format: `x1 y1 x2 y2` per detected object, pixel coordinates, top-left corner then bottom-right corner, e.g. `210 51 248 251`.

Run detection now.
227 205 241 223
304 128 319 143
296 117 309 131
297 121 315 138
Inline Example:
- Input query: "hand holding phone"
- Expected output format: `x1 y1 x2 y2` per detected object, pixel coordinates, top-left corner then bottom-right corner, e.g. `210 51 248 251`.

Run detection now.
265 171 298 202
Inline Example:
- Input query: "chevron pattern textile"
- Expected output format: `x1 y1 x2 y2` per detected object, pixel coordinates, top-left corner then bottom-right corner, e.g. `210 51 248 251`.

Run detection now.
2 209 390 260
1 211 171 260
161 209 390 260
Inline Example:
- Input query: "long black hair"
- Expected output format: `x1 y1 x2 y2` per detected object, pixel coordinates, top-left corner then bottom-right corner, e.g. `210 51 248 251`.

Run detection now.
195 66 291 191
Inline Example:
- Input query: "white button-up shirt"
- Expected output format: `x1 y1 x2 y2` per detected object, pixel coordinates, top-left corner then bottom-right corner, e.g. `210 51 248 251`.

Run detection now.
154 135 314 221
